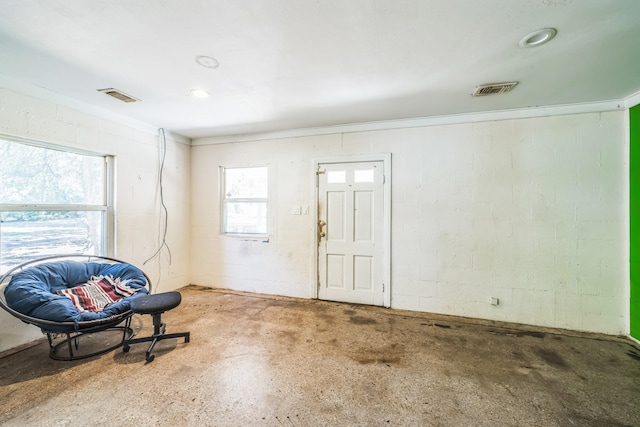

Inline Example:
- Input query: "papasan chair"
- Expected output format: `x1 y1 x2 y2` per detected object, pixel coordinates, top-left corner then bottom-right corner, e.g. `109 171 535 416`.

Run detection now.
0 255 151 360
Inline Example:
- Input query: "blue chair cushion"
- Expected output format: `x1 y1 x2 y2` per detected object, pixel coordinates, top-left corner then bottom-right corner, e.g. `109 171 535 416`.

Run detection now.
4 261 149 323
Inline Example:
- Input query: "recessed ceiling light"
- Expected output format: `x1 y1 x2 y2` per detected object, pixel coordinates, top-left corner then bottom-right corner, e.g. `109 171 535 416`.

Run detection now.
189 89 210 98
519 28 557 48
195 55 219 69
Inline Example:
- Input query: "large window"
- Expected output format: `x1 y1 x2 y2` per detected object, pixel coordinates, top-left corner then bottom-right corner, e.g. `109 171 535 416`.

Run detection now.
221 166 268 235
0 137 113 273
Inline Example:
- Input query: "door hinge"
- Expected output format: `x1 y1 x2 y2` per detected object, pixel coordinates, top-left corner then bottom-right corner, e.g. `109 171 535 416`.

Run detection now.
316 169 325 187
382 283 385 292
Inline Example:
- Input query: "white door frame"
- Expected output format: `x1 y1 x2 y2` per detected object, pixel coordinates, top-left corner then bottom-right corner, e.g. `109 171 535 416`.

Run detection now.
312 153 391 307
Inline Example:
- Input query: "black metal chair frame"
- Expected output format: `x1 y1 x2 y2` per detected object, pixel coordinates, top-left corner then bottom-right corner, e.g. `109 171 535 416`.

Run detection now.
0 254 152 361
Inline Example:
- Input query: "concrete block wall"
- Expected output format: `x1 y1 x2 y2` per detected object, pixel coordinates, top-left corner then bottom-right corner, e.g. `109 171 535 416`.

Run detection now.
0 85 628 353
192 111 627 335
0 88 191 353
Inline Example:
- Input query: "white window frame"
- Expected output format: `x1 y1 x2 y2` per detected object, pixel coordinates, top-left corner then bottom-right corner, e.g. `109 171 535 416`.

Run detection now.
220 165 269 237
0 135 115 267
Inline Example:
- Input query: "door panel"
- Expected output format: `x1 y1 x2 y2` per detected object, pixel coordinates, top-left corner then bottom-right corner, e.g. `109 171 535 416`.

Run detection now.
327 255 346 289
327 192 345 240
354 190 373 242
354 255 373 291
317 161 384 306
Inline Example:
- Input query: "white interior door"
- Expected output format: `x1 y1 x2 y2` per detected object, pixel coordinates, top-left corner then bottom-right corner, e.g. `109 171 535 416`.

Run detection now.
317 161 385 306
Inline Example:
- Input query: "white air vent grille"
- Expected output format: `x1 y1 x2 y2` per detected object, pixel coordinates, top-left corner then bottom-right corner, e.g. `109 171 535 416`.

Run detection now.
98 88 140 103
472 82 519 97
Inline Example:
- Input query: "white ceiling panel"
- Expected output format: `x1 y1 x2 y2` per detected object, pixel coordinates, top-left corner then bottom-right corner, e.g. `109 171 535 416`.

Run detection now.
0 0 639 139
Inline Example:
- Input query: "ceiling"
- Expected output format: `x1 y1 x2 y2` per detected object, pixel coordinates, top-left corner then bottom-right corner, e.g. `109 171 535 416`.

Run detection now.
1 0 639 140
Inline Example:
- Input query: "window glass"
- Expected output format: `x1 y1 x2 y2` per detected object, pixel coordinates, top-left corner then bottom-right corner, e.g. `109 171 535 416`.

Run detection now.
0 211 103 271
224 167 268 199
327 170 346 183
354 169 375 183
0 139 110 273
223 202 268 234
222 166 268 235
0 141 104 205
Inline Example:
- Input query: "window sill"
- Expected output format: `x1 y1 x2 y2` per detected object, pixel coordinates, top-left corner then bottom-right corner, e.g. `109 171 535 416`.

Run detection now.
223 233 270 243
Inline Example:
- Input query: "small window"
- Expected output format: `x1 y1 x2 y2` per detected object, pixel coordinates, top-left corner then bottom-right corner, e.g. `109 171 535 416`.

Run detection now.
221 166 268 235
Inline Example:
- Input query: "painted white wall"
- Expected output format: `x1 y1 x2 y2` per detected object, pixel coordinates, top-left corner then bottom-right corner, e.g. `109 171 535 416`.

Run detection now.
0 85 627 353
0 88 191 353
191 111 627 335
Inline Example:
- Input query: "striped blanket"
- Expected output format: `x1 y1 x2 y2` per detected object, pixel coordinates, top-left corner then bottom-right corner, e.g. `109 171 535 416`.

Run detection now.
55 275 139 313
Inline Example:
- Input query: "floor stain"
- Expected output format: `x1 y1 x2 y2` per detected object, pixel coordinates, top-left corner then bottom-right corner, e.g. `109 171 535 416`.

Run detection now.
350 343 404 366
488 329 545 338
627 349 640 361
314 313 336 325
520 331 546 339
536 348 568 369
349 316 377 325
356 357 401 365
276 330 300 345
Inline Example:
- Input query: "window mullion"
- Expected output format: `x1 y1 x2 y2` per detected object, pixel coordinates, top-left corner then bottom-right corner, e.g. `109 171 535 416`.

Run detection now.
0 204 107 212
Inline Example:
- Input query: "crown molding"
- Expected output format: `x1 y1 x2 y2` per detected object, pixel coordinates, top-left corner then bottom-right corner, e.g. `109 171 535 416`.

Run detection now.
624 90 640 109
3 72 633 147
192 100 625 146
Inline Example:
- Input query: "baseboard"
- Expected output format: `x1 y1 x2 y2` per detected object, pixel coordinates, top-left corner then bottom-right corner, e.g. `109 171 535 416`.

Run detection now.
0 337 44 359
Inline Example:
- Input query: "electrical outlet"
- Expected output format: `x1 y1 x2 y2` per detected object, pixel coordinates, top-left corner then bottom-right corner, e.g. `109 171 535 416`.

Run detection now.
489 297 499 306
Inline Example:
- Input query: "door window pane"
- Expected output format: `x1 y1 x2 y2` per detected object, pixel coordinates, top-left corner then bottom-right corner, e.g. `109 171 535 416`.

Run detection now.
354 169 375 183
327 170 346 183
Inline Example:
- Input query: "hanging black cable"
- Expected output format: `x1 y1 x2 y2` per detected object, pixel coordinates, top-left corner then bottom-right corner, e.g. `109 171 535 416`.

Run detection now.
144 128 172 265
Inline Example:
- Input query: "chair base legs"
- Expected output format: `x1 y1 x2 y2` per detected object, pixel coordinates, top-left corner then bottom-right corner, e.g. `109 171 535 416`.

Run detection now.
123 314 190 363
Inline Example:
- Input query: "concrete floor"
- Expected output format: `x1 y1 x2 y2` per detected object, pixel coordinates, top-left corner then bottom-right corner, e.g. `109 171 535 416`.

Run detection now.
1 286 639 427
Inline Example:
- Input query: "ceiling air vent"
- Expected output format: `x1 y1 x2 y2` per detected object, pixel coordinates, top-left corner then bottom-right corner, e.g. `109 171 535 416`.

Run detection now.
472 82 519 97
98 88 140 103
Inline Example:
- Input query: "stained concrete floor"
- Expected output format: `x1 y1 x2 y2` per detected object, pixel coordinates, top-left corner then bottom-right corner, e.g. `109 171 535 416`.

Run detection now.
1 286 639 427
